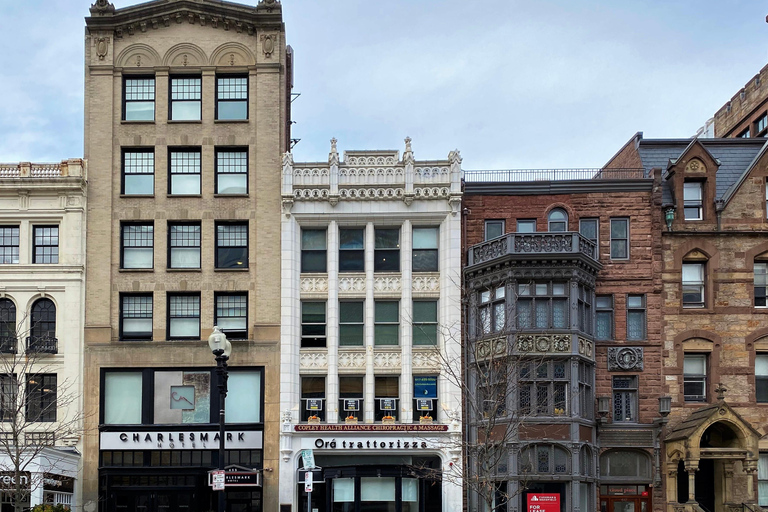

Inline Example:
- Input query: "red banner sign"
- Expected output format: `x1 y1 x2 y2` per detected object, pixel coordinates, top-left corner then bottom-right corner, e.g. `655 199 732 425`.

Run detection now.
527 493 560 512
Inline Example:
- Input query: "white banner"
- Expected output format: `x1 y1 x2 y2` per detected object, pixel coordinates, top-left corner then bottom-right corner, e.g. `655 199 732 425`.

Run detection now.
100 431 263 450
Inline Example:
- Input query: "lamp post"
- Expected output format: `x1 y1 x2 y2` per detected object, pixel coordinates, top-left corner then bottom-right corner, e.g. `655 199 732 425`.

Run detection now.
209 326 232 512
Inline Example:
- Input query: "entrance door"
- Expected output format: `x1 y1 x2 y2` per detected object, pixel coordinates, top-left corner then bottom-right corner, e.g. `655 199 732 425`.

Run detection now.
114 491 197 512
606 498 649 512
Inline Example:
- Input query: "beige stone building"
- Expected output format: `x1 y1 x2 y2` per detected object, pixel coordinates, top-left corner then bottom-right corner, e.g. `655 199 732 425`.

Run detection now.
82 1 289 511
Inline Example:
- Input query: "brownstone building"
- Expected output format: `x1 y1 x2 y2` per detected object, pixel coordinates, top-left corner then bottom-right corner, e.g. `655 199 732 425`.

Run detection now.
82 1 289 511
462 167 665 512
713 63 768 139
606 133 768 512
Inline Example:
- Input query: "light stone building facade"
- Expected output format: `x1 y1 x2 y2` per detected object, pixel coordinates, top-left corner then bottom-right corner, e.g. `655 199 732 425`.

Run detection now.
0 160 87 510
82 1 288 511
279 139 464 512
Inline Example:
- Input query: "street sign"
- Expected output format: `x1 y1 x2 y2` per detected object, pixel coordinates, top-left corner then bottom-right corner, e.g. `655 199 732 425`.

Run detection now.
300 449 316 469
211 470 225 491
304 471 313 493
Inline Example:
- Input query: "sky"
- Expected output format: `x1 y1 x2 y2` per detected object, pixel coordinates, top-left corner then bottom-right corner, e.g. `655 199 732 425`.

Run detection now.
0 0 765 169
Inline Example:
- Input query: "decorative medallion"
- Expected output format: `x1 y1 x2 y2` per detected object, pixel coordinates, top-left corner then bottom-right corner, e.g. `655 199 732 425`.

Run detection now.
607 347 644 371
261 34 275 58
96 37 109 60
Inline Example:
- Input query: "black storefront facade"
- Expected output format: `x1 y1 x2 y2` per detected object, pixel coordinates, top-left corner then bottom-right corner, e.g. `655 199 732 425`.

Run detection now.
99 367 265 512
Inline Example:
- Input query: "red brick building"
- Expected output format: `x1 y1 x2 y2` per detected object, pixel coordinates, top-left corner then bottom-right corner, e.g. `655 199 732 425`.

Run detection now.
462 167 665 512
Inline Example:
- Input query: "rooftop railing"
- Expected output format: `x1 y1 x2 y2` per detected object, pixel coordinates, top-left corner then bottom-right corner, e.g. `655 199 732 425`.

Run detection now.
463 168 648 182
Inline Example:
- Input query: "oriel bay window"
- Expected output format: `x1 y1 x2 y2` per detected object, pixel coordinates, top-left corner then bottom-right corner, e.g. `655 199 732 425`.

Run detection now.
374 228 400 271
479 285 505 335
412 227 438 272
301 301 326 348
339 301 364 346
301 376 325 421
170 76 201 121
169 149 201 195
375 376 399 421
216 222 248 269
375 301 399 346
517 281 568 330
168 223 200 269
215 149 248 194
215 293 247 339
339 376 364 421
123 76 155 121
413 301 437 346
519 443 570 475
519 360 569 416
26 374 56 422
167 294 200 340
120 294 153 341
121 223 153 269
216 75 248 120
122 149 154 195
339 228 364 272
301 229 327 273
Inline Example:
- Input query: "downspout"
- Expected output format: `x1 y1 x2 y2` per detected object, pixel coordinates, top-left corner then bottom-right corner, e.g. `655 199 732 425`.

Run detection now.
715 199 725 231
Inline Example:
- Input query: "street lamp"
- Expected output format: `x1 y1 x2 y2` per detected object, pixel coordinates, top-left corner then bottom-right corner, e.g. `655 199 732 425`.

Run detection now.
209 326 232 512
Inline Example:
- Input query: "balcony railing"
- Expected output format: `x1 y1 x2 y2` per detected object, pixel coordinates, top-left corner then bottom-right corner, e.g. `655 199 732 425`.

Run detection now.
463 168 648 182
0 336 17 354
26 336 58 354
468 232 597 266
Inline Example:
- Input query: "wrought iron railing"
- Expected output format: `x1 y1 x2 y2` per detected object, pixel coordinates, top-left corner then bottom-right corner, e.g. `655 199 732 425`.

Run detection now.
463 168 648 182
26 336 58 354
468 232 597 266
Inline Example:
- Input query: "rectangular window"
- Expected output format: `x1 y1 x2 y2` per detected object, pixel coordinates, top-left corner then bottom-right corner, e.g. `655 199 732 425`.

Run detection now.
479 286 505 334
168 294 200 340
215 149 248 194
170 76 201 120
683 354 707 402
579 362 593 420
758 114 768 135
0 375 16 422
169 149 201 195
413 301 437 346
374 228 400 272
612 376 638 422
0 227 19 264
120 294 153 341
301 376 325 422
339 228 364 272
121 223 153 269
32 226 58 264
339 376 364 421
757 354 768 403
339 301 364 346
760 453 768 507
516 281 568 330
413 227 438 272
301 302 326 348
595 295 613 341
485 220 505 240
216 293 247 340
216 222 248 269
26 374 56 422
123 77 155 121
627 294 646 340
122 149 154 195
682 263 705 308
301 229 327 273
683 182 703 220
756 262 768 308
413 376 438 419
578 284 592 334
104 372 143 424
516 219 536 233
610 218 629 259
518 360 569 416
226 371 262 423
375 301 399 346
168 223 201 269
216 76 248 120
375 376 399 421
579 218 599 258
738 127 751 138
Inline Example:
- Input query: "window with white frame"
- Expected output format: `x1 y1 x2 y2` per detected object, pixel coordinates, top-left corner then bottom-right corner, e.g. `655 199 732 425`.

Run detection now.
612 375 638 422
168 223 200 269
518 360 569 416
485 219 504 240
122 149 154 195
168 294 200 340
683 354 707 402
756 262 768 307
120 294 153 341
479 285 505 335
683 182 703 220
413 227 438 272
215 149 248 194
215 293 247 340
627 294 646 340
610 218 629 259
0 227 19 264
757 354 768 403
169 149 201 195
516 281 568 330
121 223 153 269
682 262 705 308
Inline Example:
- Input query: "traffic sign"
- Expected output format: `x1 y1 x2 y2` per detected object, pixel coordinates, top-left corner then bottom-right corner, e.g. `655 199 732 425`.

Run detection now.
304 471 313 493
211 470 225 491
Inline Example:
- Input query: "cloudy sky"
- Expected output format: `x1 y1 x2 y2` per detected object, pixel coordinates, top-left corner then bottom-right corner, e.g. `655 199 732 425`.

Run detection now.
0 0 765 169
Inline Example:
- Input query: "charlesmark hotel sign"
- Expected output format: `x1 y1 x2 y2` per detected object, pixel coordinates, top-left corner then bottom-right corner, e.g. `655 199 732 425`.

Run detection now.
100 431 263 450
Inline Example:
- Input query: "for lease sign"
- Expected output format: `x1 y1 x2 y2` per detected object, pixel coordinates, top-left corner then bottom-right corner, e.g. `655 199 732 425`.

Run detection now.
527 494 560 512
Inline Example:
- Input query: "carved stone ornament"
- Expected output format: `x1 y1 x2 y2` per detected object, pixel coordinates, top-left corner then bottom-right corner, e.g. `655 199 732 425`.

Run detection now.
90 0 115 14
261 34 275 58
96 37 109 60
607 347 644 371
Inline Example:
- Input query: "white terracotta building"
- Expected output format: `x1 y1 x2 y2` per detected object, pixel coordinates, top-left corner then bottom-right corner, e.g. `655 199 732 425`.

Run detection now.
279 139 464 512
0 160 87 510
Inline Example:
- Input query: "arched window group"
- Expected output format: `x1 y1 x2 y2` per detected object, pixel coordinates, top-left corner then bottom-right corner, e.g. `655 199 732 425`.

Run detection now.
0 297 57 354
519 443 570 475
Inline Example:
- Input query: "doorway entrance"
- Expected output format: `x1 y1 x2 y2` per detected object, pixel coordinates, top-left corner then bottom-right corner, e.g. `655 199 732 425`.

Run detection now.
599 484 651 512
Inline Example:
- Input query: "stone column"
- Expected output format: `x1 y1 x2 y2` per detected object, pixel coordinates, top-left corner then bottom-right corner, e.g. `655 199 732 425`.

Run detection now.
364 222 375 422
685 462 698 503
327 221 339 422
745 466 757 501
722 461 735 504
666 462 679 505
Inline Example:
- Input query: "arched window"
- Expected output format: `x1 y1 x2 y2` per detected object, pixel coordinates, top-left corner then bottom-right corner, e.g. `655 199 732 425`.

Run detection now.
580 445 593 476
519 444 570 475
0 299 16 353
599 450 651 479
29 299 56 353
548 208 568 232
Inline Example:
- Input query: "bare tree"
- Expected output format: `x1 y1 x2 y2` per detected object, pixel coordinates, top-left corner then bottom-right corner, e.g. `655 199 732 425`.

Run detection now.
0 310 84 512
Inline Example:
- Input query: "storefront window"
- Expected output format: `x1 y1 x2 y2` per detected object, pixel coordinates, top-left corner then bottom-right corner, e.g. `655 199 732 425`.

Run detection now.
105 372 143 424
361 477 396 512
333 478 354 512
402 479 418 512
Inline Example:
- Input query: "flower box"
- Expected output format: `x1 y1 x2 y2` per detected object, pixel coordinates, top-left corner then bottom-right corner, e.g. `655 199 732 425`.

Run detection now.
419 416 433 424
307 416 321 424
345 417 358 424
381 416 395 424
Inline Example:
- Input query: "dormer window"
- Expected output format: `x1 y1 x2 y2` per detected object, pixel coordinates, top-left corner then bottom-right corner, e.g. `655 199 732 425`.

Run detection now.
683 182 703 220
